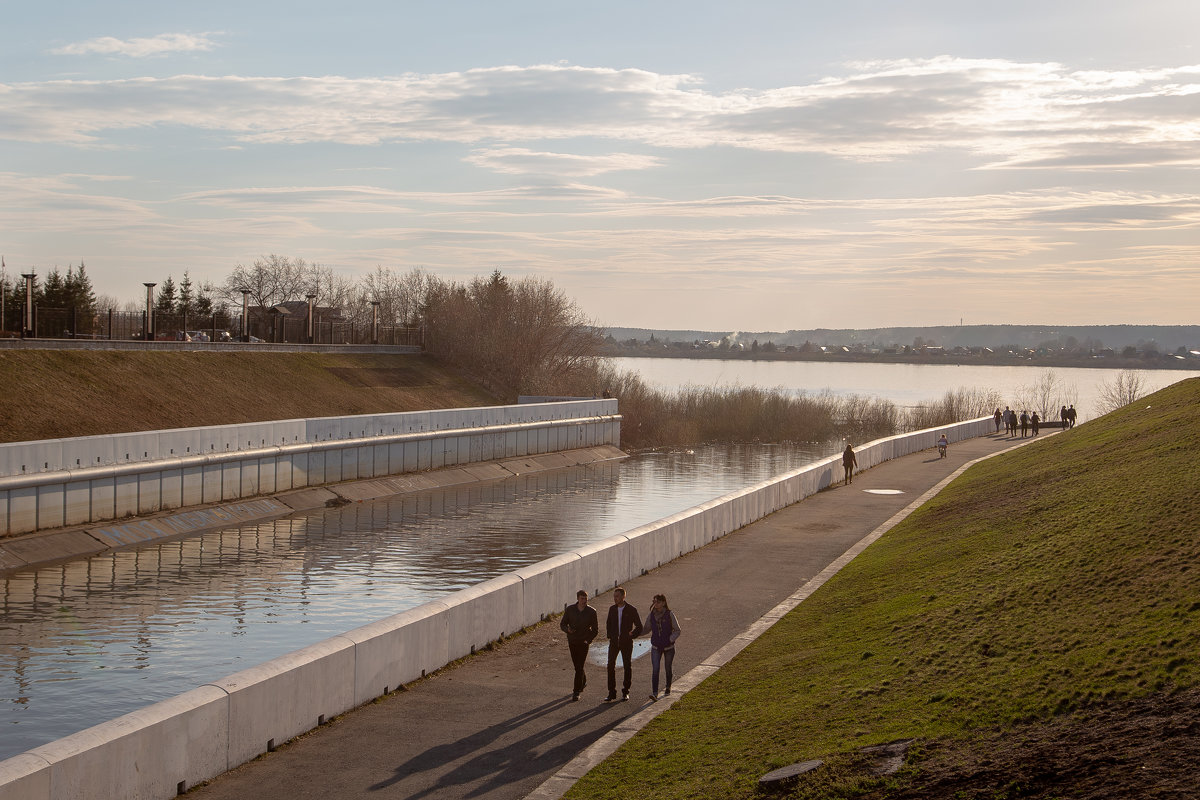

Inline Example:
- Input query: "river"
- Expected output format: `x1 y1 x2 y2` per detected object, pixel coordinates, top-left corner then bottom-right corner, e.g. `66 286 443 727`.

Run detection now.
608 357 1200 420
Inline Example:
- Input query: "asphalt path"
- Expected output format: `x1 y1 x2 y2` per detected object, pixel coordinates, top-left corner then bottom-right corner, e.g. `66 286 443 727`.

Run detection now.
189 428 1042 800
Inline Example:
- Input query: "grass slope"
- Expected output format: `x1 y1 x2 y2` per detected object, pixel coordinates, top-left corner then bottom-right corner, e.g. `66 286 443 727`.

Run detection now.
567 378 1200 799
0 350 499 443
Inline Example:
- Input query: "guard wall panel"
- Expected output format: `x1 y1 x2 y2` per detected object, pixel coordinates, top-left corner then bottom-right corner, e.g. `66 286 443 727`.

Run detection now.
181 466 204 507
417 440 432 471
307 450 327 487
574 536 633 598
256 458 277 496
136 471 162 516
87 477 116 524
159 468 184 511
24 685 228 800
401 441 418 473
237 460 259 499
440 574 524 661
213 636 356 768
0 752 50 800
372 444 389 478
4 487 39 537
0 441 63 477
113 474 139 520
345 602 451 707
625 522 677 575
514 553 583 628
283 452 305 491
220 461 242 502
504 431 518 459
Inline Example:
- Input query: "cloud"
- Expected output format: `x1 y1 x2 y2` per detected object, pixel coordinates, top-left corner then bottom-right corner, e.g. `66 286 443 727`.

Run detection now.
51 33 219 58
464 147 662 176
1 58 1196 172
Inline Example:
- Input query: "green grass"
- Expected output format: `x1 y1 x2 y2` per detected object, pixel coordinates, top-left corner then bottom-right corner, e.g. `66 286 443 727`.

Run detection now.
566 378 1200 799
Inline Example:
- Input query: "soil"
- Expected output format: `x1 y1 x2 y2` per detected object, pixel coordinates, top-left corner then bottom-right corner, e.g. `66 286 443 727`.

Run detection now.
0 350 500 443
867 686 1200 800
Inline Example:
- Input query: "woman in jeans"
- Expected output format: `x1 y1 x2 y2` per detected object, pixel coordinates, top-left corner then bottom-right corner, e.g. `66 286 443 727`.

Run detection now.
645 593 681 701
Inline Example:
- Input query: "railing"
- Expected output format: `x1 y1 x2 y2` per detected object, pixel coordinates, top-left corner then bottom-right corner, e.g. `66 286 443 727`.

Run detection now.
0 306 423 347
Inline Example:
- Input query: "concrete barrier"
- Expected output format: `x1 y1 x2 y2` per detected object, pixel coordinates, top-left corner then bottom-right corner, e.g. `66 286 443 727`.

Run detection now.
0 401 621 537
0 417 990 800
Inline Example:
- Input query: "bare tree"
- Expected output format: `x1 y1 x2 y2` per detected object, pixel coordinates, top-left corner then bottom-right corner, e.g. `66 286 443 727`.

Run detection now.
1015 370 1079 421
222 254 314 310
1095 370 1146 415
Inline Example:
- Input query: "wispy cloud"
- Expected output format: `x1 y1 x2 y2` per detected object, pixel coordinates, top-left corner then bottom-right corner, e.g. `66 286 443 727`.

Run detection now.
4 58 1198 173
51 32 219 58
464 147 662 176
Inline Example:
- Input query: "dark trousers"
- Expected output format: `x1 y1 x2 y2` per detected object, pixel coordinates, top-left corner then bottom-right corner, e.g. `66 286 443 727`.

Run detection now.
607 638 633 695
568 639 589 695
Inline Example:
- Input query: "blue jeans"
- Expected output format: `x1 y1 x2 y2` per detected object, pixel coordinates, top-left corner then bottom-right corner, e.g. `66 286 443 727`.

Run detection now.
650 645 674 694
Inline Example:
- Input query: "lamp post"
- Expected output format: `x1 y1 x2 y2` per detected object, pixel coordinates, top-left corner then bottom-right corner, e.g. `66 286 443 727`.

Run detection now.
21 272 36 338
240 289 250 342
306 294 317 344
370 301 380 345
143 283 156 341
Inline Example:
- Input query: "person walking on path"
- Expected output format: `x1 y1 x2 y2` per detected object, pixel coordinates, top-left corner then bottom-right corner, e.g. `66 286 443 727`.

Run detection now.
604 587 642 702
1060 405 1069 429
644 594 681 701
993 408 1002 433
560 590 598 701
842 443 858 485
1067 405 1077 428
1031 411 1040 436
1019 410 1030 438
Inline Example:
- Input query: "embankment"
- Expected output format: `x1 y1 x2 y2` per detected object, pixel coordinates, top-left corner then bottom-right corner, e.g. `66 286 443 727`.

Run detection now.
0 350 499 444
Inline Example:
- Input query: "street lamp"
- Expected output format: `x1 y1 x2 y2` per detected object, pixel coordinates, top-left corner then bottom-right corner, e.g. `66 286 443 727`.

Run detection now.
143 283 156 341
21 272 36 338
306 294 317 344
370 300 380 345
240 288 251 342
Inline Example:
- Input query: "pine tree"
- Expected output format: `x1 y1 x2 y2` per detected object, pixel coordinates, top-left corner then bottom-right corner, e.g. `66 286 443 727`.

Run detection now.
178 272 194 316
156 276 177 315
38 268 67 308
69 262 97 312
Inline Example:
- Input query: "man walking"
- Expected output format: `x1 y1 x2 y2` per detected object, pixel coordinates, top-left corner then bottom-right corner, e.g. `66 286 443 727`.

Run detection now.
560 589 598 701
604 587 642 702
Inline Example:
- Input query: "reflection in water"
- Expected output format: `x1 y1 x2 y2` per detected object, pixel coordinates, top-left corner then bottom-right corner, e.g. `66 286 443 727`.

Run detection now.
0 442 834 759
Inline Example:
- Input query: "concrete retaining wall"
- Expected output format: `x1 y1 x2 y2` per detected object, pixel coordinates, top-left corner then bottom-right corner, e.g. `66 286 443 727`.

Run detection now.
0 417 990 800
0 401 621 537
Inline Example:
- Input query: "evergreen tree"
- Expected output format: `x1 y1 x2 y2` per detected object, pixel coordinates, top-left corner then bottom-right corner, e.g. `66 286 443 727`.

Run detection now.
38 268 67 307
178 272 194 316
69 263 97 312
155 276 177 315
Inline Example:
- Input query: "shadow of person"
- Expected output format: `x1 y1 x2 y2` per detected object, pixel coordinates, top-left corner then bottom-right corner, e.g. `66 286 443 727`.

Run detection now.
367 697 613 796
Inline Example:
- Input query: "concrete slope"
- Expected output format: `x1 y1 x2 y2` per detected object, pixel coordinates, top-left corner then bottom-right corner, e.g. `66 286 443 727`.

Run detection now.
189 430 1041 800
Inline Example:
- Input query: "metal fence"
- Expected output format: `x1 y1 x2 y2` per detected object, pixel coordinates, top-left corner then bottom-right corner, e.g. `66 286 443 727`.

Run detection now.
0 307 423 347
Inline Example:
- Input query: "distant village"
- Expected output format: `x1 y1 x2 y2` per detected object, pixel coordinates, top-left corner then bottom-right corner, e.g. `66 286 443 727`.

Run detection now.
602 333 1200 369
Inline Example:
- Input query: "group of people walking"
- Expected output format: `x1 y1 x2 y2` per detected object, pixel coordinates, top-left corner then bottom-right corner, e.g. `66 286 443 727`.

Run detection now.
560 587 681 703
993 404 1077 438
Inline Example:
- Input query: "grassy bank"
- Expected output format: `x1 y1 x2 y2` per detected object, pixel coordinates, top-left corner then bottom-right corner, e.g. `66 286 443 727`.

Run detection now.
0 350 499 443
566 377 1200 799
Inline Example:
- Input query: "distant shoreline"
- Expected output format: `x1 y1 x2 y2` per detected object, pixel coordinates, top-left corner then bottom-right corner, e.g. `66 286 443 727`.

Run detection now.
603 346 1199 371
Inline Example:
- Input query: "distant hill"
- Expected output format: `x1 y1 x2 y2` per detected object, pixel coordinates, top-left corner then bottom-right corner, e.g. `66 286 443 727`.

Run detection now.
601 324 1200 352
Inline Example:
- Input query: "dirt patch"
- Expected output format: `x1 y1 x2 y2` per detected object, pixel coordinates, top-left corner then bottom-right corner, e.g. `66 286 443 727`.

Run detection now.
870 687 1200 799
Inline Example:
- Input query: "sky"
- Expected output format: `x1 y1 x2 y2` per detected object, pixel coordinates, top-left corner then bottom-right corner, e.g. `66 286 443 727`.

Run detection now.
3 0 1200 331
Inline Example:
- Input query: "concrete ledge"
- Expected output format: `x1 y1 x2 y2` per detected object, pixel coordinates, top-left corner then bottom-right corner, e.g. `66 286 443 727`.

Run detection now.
22 685 229 800
0 530 107 572
263 487 337 511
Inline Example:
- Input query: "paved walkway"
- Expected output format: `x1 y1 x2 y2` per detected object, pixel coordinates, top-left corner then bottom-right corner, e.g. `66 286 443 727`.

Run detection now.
189 430 1041 800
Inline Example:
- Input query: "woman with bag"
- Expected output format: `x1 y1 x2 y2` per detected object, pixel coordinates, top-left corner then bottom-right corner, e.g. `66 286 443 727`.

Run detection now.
645 593 681 701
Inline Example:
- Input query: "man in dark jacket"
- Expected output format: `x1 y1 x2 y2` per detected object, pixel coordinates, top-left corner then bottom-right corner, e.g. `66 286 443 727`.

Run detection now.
560 589 598 701
604 587 643 702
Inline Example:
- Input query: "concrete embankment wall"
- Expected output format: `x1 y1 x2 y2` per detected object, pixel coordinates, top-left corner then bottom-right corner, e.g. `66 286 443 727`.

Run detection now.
0 417 991 800
0 400 620 538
